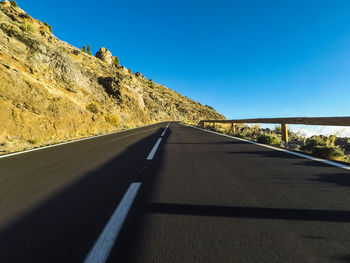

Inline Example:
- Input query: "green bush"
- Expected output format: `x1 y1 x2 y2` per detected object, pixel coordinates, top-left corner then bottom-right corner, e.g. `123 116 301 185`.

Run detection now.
10 0 17 7
20 24 35 33
128 68 132 73
311 146 345 160
302 136 326 151
326 135 336 146
27 24 34 33
235 132 250 139
105 114 119 126
43 22 52 33
86 103 99 114
81 46 86 52
113 56 120 66
21 24 35 33
234 133 244 138
215 127 226 133
28 139 38 145
274 125 281 133
257 134 279 145
87 45 92 55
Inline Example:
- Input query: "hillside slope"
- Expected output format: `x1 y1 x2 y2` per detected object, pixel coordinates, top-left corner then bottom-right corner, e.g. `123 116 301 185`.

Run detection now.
0 0 224 154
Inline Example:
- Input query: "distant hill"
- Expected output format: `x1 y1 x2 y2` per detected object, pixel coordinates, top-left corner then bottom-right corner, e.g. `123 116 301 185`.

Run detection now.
0 0 224 154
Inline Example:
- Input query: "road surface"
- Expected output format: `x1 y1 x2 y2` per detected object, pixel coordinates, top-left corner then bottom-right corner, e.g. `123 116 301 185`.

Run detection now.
1 122 350 262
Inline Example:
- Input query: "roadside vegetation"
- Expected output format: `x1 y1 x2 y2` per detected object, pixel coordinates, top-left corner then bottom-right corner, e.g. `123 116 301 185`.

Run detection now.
43 22 52 33
193 122 350 163
10 0 17 7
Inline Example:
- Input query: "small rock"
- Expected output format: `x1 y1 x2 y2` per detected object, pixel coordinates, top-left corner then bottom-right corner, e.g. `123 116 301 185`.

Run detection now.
116 66 129 74
95 47 113 66
72 49 80 55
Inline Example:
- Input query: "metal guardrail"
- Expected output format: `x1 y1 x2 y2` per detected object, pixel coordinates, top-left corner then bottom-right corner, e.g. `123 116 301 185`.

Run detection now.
198 117 350 144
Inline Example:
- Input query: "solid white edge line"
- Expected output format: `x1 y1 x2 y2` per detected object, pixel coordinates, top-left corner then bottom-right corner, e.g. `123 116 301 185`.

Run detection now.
182 123 350 171
83 182 142 263
147 138 162 160
0 122 164 160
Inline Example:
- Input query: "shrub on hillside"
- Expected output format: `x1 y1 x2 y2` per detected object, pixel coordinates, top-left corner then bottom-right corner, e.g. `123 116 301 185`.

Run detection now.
215 127 226 133
10 0 17 7
311 146 345 160
86 103 99 114
234 133 245 138
234 130 251 140
27 139 38 145
274 125 281 133
105 114 119 126
113 56 120 66
257 134 279 145
87 45 92 55
326 135 336 146
43 22 52 33
20 24 35 33
81 46 86 52
302 136 326 151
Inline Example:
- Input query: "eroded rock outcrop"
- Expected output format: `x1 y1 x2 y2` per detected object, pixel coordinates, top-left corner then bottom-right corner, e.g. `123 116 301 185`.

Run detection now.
95 47 114 66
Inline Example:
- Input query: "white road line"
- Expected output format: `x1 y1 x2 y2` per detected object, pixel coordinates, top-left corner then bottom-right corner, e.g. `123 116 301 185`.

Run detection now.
0 123 162 160
146 138 162 160
161 129 167 137
83 182 142 263
160 123 170 137
183 124 350 171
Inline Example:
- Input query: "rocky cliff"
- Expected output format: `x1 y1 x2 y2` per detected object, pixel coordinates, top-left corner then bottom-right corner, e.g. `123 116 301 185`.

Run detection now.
0 0 224 154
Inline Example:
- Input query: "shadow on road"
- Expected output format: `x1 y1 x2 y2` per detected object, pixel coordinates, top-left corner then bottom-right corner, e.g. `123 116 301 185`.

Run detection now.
310 173 350 188
228 150 298 159
107 125 350 263
144 202 350 222
0 127 164 263
166 141 249 145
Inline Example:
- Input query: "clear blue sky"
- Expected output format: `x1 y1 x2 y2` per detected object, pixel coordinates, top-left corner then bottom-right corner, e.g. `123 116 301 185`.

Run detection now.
19 0 350 119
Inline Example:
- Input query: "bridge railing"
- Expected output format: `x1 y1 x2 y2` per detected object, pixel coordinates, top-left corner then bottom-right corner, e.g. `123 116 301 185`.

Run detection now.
198 117 350 145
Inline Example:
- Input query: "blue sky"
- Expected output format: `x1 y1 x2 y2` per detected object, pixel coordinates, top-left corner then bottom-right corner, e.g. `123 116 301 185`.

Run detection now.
19 0 350 119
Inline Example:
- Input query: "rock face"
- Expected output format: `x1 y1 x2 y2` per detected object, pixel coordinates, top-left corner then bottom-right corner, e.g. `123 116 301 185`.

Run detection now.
0 2 224 154
95 47 114 66
135 72 146 79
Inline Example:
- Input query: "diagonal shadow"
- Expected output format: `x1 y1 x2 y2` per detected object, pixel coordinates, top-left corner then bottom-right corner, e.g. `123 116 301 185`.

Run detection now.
310 173 350 188
106 124 350 262
228 150 298 159
145 202 350 222
105 127 171 263
229 149 350 168
228 150 349 169
0 126 165 263
166 141 248 145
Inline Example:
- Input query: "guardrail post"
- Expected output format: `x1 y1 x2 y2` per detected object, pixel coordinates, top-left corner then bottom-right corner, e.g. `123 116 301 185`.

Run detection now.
281 123 288 146
231 123 236 133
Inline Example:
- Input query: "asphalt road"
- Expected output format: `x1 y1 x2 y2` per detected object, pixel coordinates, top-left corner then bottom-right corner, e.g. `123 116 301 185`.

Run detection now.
1 122 350 262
